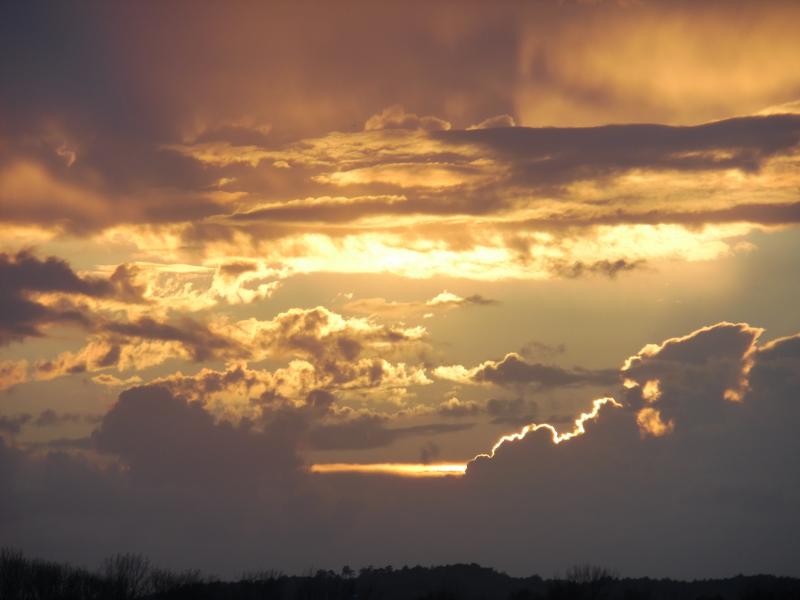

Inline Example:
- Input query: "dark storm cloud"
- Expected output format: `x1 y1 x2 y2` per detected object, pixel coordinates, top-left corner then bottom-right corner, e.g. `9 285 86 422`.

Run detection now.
0 384 324 573
0 294 88 346
459 322 800 576
438 114 800 185
2 251 117 297
0 251 142 345
93 385 301 487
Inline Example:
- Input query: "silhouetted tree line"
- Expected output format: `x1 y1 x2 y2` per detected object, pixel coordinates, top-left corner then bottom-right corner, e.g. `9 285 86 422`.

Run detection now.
2 548 799 600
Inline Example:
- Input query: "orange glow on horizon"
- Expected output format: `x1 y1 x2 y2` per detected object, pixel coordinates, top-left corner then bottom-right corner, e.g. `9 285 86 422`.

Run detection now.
309 462 468 477
310 397 621 479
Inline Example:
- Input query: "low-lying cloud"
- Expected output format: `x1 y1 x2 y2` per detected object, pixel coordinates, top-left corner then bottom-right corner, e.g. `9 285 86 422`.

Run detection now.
2 321 798 577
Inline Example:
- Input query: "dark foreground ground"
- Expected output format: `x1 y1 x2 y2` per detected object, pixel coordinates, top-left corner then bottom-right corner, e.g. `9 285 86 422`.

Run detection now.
2 550 799 600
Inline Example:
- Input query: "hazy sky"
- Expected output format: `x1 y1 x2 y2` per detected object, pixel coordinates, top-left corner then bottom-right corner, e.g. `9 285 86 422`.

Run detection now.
2 0 800 579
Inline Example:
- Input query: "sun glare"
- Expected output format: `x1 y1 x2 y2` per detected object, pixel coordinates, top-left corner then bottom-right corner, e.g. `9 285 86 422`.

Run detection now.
309 463 468 478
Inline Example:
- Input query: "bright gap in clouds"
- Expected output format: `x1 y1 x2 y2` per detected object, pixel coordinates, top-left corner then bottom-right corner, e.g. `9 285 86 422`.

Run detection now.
311 397 621 477
310 462 468 477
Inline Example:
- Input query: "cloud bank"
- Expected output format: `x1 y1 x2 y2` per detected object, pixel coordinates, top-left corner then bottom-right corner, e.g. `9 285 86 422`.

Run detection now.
1 322 799 578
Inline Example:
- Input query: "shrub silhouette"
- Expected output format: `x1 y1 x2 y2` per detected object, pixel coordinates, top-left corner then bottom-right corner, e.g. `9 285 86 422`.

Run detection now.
2 548 800 599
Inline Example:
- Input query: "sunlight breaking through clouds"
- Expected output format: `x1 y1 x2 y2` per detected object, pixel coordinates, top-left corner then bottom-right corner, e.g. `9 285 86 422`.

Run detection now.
2 0 800 579
309 463 467 478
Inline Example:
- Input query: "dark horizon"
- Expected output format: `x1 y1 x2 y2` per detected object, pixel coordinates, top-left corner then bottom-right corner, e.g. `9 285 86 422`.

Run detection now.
5 548 800 600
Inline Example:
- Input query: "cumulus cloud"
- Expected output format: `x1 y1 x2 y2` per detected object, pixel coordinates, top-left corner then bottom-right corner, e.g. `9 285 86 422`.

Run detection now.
28 321 234 383
92 385 302 486
221 306 428 367
150 357 430 424
154 362 441 451
451 322 800 575
143 260 282 310
621 322 762 432
9 306 432 394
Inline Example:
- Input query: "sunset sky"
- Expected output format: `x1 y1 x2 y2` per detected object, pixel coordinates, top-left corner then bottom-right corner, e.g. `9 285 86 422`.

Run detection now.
2 0 800 579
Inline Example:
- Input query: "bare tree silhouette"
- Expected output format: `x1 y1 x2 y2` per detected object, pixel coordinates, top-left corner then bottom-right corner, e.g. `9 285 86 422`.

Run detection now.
102 553 151 599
